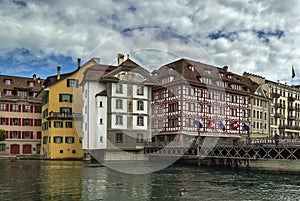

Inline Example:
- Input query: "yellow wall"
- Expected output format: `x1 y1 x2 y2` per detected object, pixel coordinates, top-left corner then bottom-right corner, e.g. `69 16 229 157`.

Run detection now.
41 59 97 159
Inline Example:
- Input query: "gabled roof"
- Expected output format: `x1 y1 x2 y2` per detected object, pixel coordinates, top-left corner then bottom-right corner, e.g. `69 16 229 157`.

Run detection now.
100 59 159 85
95 90 107 97
152 58 259 94
81 64 118 83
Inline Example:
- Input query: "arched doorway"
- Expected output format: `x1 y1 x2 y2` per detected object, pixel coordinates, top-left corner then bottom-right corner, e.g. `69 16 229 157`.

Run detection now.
23 144 32 154
10 144 20 155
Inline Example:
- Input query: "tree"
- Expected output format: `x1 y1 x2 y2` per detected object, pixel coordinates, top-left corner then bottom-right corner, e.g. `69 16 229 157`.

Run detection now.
0 129 6 142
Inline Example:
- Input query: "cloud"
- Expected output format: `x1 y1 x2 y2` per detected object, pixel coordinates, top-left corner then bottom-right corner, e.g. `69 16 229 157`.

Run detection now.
0 0 299 84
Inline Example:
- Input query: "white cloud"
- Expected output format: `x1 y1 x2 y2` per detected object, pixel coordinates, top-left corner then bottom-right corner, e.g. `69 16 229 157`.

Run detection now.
0 0 299 83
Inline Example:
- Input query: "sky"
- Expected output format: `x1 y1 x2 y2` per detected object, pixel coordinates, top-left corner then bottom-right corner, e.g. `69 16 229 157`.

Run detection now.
1 0 300 84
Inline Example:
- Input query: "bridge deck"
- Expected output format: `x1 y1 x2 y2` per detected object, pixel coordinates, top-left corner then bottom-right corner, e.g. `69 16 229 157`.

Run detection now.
145 145 300 161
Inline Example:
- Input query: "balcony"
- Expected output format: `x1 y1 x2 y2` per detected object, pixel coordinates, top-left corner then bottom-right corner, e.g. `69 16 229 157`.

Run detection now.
274 103 282 108
288 96 296 102
274 113 284 119
46 112 73 120
271 92 280 98
288 106 295 111
288 116 296 120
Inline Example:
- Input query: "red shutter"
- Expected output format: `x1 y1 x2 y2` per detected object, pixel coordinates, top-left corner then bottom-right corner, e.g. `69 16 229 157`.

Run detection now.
6 104 9 111
30 132 33 139
30 119 33 126
37 132 41 139
22 132 24 139
10 118 12 125
5 118 8 125
10 104 13 112
6 131 8 138
30 105 33 113
19 105 22 112
18 131 21 139
9 131 12 138
23 105 25 112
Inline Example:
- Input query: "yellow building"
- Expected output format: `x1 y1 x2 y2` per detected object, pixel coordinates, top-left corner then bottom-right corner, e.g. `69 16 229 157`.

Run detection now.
38 58 99 159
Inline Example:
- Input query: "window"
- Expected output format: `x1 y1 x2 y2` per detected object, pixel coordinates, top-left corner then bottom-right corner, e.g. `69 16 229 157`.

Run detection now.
60 107 72 115
33 92 38 97
12 118 19 125
65 122 73 128
137 101 144 111
17 91 27 98
0 118 7 125
54 136 63 143
59 94 73 103
0 104 6 111
23 131 31 139
24 105 31 112
12 104 19 112
67 79 79 88
35 106 41 113
65 137 74 143
5 79 11 85
42 109 48 118
60 150 63 153
54 121 63 128
136 133 143 143
99 101 103 108
116 115 123 125
12 131 19 138
29 82 34 87
0 144 6 152
116 84 123 94
100 136 103 143
137 116 144 126
99 118 103 125
5 90 12 96
23 119 31 126
43 136 50 144
116 99 123 109
137 86 144 95
115 132 123 143
42 96 49 106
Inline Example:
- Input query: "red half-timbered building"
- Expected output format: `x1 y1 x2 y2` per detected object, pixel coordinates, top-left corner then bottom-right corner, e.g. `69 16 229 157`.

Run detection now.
151 59 258 145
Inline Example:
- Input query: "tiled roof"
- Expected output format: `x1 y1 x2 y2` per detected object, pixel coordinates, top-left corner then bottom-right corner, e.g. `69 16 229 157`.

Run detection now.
43 71 75 88
152 58 259 94
82 64 118 83
0 74 44 100
95 90 107 97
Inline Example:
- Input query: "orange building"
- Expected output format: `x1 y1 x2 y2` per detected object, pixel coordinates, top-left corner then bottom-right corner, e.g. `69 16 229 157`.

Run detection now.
0 74 44 155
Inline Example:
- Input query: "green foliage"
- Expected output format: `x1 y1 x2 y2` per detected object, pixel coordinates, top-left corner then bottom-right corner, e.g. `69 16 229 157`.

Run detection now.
0 129 6 142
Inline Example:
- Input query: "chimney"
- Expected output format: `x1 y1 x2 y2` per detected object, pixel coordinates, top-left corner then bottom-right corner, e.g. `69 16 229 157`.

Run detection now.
127 54 130 59
117 54 124 65
77 58 81 69
93 58 100 64
223 65 228 72
37 77 41 84
33 74 36 81
57 66 61 80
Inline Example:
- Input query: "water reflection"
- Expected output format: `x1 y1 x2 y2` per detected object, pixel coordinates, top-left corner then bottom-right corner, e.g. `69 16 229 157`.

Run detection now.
0 160 300 200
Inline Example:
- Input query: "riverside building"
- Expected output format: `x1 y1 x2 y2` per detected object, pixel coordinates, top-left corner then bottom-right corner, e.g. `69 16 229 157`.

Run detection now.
0 74 43 155
81 55 158 161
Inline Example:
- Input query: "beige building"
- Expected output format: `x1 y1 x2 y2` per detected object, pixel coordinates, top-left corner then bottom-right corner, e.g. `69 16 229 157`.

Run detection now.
0 74 44 155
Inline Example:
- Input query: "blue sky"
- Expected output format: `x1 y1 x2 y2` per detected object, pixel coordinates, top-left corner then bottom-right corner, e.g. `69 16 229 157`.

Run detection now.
1 0 300 84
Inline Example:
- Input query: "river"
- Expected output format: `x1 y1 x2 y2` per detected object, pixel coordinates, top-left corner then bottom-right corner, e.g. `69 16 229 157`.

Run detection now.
0 160 299 200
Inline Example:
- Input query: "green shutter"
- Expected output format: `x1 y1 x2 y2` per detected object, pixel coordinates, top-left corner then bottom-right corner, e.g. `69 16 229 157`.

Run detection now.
67 79 70 87
70 95 73 103
59 94 62 102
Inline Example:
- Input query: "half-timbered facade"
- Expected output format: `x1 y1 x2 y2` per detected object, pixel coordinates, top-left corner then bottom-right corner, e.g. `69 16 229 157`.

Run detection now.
151 59 257 145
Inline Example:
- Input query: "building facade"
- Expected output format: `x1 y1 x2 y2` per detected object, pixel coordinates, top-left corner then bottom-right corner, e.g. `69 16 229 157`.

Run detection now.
0 74 43 155
82 56 158 161
38 58 96 159
151 59 257 145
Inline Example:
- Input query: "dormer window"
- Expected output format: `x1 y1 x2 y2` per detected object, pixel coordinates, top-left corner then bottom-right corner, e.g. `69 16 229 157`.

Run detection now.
5 90 12 96
188 65 195 71
5 79 11 85
205 69 211 75
29 81 34 87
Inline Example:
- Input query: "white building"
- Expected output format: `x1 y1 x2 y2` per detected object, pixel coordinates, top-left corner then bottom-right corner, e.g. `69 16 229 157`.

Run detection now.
81 55 158 161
